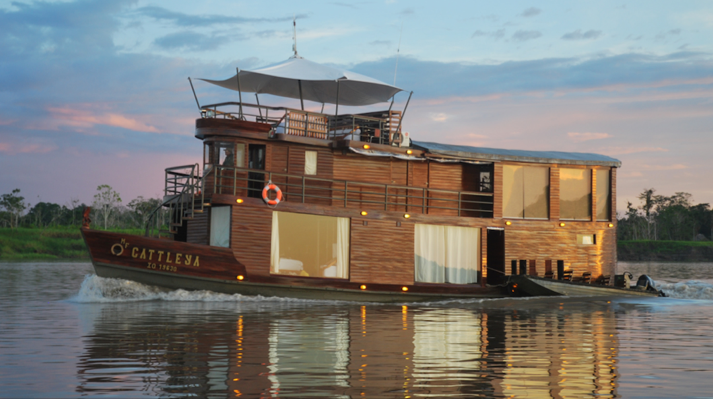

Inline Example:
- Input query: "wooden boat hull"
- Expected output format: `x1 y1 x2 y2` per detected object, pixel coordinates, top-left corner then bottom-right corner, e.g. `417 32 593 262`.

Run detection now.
81 228 507 303
509 275 664 297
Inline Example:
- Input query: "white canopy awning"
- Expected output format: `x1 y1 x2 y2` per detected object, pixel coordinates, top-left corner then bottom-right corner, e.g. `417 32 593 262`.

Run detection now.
199 57 403 106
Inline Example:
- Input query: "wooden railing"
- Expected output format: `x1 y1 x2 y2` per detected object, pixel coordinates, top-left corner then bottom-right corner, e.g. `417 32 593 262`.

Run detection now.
200 102 402 146
208 166 494 218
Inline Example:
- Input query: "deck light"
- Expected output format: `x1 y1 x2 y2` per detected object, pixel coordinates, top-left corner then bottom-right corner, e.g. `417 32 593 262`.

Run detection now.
236 198 244 204
363 144 370 150
401 286 409 292
559 222 566 227
608 223 614 228
360 285 367 290
237 275 244 281
403 214 410 219
406 149 413 155
361 211 368 216
505 221 511 226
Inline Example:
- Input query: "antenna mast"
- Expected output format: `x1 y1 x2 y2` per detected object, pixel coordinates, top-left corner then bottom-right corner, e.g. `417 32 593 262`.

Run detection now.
292 16 301 58
393 22 403 86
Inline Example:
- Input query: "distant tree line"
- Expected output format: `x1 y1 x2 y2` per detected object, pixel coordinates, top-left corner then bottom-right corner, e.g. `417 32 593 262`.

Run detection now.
618 188 712 241
0 186 166 231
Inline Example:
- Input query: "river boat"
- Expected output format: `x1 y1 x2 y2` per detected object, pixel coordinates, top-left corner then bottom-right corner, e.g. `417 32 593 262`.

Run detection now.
81 52 624 303
508 274 665 297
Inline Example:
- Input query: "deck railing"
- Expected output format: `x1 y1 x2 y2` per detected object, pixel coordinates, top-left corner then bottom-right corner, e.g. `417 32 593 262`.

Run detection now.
200 102 404 146
209 166 493 218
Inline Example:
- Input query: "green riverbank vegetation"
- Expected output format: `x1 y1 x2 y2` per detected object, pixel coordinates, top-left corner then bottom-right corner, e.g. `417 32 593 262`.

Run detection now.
0 186 166 261
3 187 713 261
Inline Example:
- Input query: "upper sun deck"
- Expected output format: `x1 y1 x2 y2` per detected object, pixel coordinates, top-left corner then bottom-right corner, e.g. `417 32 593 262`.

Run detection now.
195 101 409 148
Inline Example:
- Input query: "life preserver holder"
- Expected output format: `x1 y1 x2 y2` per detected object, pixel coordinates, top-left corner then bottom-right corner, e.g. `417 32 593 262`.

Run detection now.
262 182 282 206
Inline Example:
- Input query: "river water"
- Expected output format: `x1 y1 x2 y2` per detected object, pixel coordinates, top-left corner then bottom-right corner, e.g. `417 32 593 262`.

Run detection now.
1 261 712 398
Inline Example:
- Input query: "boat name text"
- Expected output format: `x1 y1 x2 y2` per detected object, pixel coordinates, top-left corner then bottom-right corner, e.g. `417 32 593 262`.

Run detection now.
130 247 200 267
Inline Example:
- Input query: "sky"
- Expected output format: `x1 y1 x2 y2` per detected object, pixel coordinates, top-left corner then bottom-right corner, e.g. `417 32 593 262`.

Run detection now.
1 0 712 215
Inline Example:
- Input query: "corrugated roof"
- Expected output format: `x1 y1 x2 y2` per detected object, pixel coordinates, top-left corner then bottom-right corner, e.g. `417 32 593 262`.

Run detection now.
412 141 621 167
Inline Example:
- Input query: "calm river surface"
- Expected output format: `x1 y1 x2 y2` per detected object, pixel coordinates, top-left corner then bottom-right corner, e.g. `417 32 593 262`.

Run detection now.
1 261 713 398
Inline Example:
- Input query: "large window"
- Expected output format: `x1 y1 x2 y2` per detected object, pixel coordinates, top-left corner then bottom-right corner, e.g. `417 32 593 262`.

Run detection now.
414 224 479 284
560 169 591 220
596 169 611 221
270 211 350 278
503 166 549 219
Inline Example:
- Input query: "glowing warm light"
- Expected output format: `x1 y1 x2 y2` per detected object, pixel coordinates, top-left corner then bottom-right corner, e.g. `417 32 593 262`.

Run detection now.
406 149 413 155
237 275 244 280
403 214 410 219
363 144 370 150
559 222 566 227
401 286 409 292
236 198 243 204
505 221 511 226
361 211 368 216
360 285 367 290
608 223 614 227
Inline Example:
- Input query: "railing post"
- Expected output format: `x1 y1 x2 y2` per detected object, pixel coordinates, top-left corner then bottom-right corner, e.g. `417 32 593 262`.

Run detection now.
422 188 426 214
458 192 461 217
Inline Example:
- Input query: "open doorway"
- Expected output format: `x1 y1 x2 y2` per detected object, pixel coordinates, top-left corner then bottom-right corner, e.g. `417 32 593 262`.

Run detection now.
486 228 505 285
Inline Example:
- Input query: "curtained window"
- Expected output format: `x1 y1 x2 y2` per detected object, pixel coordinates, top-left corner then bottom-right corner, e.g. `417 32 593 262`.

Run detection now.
560 168 591 220
414 224 479 284
270 211 349 278
305 150 317 175
210 206 231 247
596 169 611 221
503 165 549 219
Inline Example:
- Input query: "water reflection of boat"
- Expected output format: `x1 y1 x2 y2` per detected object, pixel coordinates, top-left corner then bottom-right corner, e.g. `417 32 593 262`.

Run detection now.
81 49 622 302
510 274 666 297
75 300 621 397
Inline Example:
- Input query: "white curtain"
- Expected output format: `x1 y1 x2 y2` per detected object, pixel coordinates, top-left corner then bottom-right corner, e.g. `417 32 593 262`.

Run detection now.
209 206 231 247
335 217 350 278
270 212 280 272
415 224 479 284
415 224 446 283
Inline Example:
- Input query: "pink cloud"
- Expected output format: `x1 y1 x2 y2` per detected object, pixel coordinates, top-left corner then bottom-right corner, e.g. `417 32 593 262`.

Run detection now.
0 142 56 154
567 132 612 141
44 106 160 133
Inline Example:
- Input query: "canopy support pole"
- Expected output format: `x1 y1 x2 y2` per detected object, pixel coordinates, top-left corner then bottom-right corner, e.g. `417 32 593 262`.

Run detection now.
393 91 413 145
388 95 395 112
188 78 201 114
335 80 340 116
255 94 263 119
298 80 304 111
320 103 324 113
236 68 244 119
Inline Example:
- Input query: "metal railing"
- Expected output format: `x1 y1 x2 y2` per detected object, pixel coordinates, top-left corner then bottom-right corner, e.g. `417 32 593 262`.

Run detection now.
145 164 205 237
209 166 494 218
200 102 404 146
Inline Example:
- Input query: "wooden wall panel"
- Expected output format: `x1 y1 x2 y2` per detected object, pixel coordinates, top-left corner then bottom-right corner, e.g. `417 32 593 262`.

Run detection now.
611 168 617 222
503 223 616 279
186 212 208 245
550 167 560 220
230 205 273 276
493 164 503 219
350 219 415 285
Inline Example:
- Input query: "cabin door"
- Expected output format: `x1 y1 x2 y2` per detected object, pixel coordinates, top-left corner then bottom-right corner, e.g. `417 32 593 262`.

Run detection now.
486 228 505 285
248 144 266 198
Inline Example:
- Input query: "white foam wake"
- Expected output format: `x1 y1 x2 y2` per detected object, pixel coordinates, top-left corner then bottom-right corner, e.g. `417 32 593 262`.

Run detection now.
654 280 713 300
68 274 303 303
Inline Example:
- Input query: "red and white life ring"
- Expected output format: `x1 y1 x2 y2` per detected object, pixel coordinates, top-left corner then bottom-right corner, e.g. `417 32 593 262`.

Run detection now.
262 183 283 206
